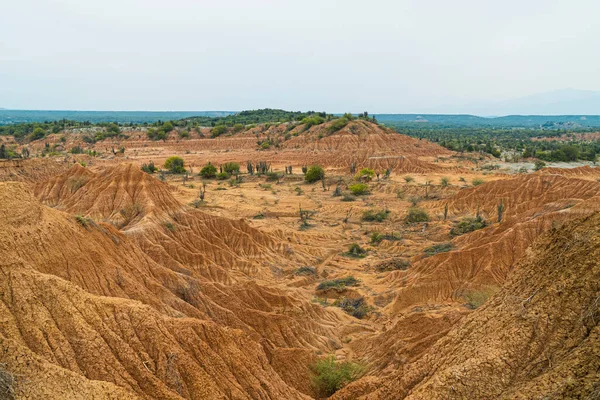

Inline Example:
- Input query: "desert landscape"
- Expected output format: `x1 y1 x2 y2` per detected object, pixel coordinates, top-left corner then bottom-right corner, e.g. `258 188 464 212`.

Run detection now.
1 112 599 399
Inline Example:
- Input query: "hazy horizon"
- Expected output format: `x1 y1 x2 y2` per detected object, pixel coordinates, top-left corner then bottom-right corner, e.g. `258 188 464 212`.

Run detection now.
2 0 599 113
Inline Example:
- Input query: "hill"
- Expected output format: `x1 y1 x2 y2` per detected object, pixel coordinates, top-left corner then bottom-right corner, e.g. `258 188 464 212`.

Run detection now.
334 211 600 399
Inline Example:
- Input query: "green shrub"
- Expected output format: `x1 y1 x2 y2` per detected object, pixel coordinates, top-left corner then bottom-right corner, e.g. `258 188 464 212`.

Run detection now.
317 276 359 291
374 258 410 272
141 161 157 174
370 232 383 244
404 207 429 224
403 175 414 183
75 215 89 227
216 172 229 180
355 168 375 181
305 165 325 183
362 209 390 222
326 117 349 134
232 123 244 133
301 116 325 129
164 156 186 174
370 231 401 245
440 177 450 187
348 183 369 195
211 125 227 137
423 242 453 257
334 297 371 319
222 162 240 174
472 178 485 186
178 130 190 139
295 266 317 276
534 160 547 171
162 121 173 132
450 215 487 236
311 356 363 398
200 163 217 178
345 243 367 258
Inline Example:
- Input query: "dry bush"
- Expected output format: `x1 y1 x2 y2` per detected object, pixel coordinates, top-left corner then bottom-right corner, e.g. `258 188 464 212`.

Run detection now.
0 364 17 400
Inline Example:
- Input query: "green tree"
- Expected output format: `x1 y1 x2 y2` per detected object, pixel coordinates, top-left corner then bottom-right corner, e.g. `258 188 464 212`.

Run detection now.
211 125 227 137
164 156 186 174
305 165 325 183
200 163 217 178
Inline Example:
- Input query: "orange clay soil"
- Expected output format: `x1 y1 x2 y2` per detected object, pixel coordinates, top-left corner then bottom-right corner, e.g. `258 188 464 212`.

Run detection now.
0 123 599 399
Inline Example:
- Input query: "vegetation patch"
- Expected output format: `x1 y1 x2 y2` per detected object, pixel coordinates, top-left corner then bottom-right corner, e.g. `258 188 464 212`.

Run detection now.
221 162 240 175
472 178 485 186
361 209 390 222
200 163 217 178
423 242 453 257
317 276 359 291
450 215 487 236
164 156 186 174
463 286 499 309
295 266 317 276
344 243 367 258
141 161 157 174
355 168 375 181
370 231 402 245
333 297 371 319
348 183 369 195
374 258 411 272
311 355 364 398
305 165 325 183
404 207 429 224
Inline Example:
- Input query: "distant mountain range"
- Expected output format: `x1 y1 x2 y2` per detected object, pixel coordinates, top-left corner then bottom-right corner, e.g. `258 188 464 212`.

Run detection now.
435 89 600 116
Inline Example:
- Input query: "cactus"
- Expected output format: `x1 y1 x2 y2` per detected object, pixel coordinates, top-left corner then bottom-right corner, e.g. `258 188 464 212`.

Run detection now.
350 162 357 174
497 199 505 223
199 182 206 201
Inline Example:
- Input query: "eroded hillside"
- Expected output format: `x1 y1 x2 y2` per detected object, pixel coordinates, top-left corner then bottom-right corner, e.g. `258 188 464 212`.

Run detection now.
0 124 599 399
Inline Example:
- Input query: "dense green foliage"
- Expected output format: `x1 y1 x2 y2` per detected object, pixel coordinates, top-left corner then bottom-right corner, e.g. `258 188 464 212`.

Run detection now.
199 163 217 178
163 156 186 174
305 165 325 183
311 355 363 397
348 183 369 195
4 109 600 163
355 168 375 181
185 109 332 127
384 122 600 162
221 162 240 174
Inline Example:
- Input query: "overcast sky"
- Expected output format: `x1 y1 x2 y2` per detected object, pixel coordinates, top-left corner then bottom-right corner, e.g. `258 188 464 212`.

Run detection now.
1 0 599 112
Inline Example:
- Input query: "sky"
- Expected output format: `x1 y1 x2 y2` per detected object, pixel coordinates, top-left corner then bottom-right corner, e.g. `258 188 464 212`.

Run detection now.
1 0 599 113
